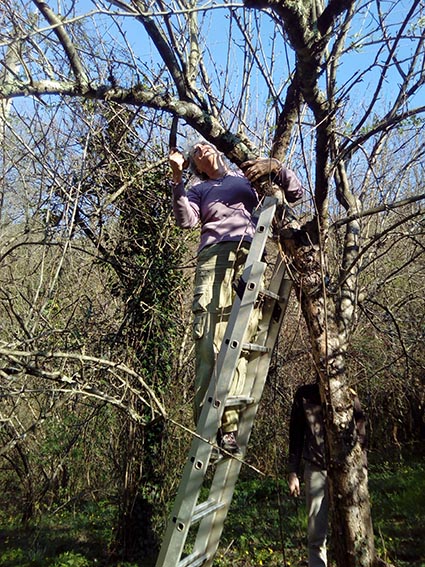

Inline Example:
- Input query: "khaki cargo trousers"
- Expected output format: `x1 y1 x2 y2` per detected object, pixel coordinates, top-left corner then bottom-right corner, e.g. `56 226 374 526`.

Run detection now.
305 464 328 567
192 240 261 433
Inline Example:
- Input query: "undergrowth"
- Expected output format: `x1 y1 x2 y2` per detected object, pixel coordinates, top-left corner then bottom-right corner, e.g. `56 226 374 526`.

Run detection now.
0 456 424 566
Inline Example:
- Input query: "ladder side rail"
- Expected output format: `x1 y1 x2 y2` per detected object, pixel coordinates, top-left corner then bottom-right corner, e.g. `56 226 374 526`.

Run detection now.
194 457 243 567
193 256 293 565
156 199 279 567
200 260 267 427
227 252 292 458
154 434 213 567
155 260 267 567
244 253 293 400
237 256 293 463
243 196 278 267
241 266 293 444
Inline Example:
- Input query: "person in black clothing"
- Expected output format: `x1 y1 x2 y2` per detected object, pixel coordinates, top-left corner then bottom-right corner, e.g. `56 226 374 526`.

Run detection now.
287 382 366 567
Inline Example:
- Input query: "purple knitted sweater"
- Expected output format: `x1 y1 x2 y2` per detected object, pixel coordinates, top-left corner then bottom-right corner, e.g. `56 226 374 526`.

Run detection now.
172 168 303 252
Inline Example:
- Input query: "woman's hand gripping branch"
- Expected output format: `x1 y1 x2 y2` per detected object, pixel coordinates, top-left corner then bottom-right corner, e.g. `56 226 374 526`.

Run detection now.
169 148 187 184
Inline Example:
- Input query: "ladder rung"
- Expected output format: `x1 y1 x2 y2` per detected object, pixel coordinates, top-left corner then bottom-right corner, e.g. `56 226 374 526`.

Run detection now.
192 498 225 525
242 342 271 353
225 395 255 408
260 288 281 301
178 552 209 567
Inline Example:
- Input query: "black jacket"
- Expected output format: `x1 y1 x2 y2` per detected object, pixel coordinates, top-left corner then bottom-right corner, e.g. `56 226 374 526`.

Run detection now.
287 383 366 474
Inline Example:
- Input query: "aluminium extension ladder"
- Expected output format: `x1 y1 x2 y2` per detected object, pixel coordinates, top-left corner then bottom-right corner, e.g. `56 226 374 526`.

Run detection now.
156 196 293 567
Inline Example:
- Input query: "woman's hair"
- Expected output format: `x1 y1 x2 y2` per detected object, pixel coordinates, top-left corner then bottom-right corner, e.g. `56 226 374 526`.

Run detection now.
185 142 211 180
184 140 228 181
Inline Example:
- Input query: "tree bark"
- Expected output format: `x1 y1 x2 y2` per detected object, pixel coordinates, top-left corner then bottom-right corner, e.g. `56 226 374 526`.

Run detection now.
281 218 388 567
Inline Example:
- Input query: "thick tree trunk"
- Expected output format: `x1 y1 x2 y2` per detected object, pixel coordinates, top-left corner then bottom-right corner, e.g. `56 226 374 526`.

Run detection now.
281 222 389 567
328 445 376 565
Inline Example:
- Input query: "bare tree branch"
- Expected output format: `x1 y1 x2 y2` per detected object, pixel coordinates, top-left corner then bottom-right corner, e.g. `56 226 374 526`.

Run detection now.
333 193 425 229
31 0 89 86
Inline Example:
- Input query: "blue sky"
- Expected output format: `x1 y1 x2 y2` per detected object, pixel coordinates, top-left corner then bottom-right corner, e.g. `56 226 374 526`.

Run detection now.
79 0 423 109
6 0 423 153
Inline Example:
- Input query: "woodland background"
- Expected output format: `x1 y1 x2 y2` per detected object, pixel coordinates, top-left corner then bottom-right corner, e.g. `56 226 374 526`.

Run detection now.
0 1 424 566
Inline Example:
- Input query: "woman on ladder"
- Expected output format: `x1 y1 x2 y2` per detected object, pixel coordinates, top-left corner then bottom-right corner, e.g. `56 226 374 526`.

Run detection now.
169 140 304 455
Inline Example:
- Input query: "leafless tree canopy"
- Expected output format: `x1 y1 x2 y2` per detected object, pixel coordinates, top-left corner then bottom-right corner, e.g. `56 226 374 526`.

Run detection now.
0 1 424 565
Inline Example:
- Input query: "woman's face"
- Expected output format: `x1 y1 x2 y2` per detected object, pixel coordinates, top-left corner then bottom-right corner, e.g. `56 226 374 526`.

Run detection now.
191 143 220 175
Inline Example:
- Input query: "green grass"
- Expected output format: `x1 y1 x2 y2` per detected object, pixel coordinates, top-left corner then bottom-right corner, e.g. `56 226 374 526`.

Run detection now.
0 501 119 567
215 475 308 567
214 456 425 566
0 457 424 566
369 458 425 567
